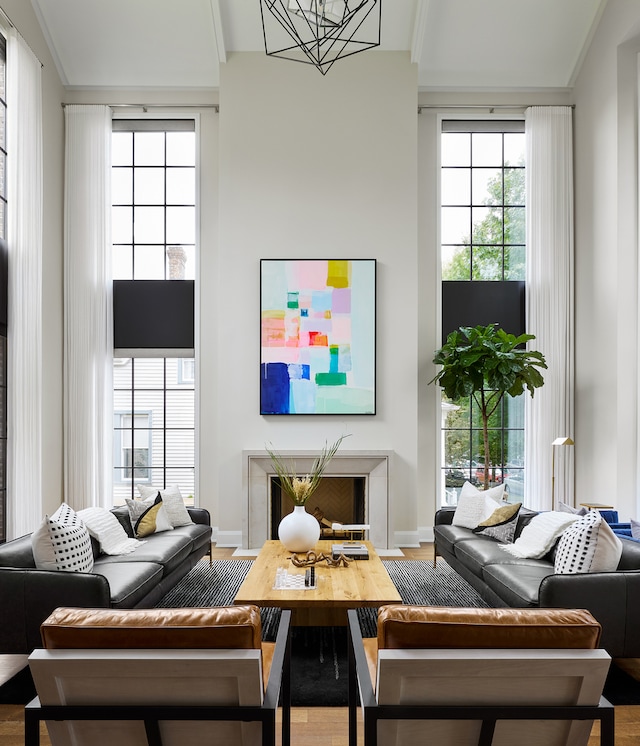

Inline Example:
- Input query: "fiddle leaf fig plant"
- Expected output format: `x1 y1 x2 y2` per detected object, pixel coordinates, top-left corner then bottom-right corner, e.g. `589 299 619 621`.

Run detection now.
430 324 547 490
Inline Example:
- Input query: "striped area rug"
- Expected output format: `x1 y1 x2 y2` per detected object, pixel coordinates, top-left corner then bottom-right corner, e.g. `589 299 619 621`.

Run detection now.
156 558 488 639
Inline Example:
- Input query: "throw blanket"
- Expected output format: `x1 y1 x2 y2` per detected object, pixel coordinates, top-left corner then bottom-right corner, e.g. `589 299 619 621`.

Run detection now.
78 507 145 555
499 511 578 559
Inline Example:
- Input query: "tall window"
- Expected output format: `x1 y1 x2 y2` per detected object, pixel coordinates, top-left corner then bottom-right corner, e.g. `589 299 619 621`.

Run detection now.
440 121 525 505
111 120 196 506
0 33 7 540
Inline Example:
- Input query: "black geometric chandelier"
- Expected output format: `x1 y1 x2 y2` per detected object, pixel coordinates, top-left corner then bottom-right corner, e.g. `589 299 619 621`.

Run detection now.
259 0 382 76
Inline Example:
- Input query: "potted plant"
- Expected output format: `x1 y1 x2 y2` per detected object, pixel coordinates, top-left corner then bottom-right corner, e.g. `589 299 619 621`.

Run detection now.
430 324 547 490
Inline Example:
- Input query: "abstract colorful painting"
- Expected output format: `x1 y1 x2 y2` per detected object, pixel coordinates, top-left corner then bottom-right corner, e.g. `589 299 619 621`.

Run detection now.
261 259 376 415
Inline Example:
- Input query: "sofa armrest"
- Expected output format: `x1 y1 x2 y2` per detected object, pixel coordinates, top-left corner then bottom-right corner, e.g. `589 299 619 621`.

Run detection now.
188 507 211 526
434 507 456 526
539 570 640 658
0 568 111 654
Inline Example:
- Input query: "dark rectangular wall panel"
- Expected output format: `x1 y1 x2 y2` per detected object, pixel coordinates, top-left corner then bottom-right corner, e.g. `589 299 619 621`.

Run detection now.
442 281 525 340
113 280 194 350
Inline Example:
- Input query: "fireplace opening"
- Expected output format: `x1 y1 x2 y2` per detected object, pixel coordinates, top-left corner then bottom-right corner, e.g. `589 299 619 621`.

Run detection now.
270 476 366 540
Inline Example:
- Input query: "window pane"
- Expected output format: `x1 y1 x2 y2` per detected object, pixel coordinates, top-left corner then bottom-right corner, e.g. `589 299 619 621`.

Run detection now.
471 206 502 245
134 168 165 205
504 134 525 166
135 391 165 427
441 207 469 245
134 359 165 388
472 246 503 281
166 132 195 166
505 246 525 280
504 168 525 206
134 132 165 166
166 168 195 205
112 167 133 205
134 245 166 279
441 168 470 206
472 168 502 206
441 133 470 167
113 132 133 166
133 206 165 243
471 133 502 166
505 206 525 244
170 245 196 281
442 246 471 280
166 206 195 244
112 206 133 244
166 429 195 464
113 245 133 280
166 390 195 427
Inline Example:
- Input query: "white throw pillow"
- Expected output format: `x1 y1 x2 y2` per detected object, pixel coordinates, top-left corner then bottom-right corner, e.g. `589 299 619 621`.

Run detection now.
554 510 623 574
125 493 174 538
558 501 588 516
32 516 94 573
499 511 579 559
78 507 145 555
452 481 504 530
136 484 193 527
51 501 83 527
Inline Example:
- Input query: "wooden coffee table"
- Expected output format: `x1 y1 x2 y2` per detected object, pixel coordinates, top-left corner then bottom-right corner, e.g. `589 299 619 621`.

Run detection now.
233 540 402 626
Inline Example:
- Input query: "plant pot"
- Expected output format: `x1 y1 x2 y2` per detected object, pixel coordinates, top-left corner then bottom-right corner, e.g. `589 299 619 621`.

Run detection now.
278 505 320 552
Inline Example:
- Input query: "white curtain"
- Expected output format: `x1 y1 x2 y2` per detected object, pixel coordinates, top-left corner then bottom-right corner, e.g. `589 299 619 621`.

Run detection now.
6 30 43 538
524 106 575 511
64 105 113 510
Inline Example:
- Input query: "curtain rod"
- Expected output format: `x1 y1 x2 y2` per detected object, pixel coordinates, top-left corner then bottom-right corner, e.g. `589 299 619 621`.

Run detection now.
418 103 575 113
0 5 45 68
62 103 219 112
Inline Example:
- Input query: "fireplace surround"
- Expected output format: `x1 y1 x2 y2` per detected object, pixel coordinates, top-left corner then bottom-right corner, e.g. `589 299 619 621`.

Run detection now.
243 450 393 549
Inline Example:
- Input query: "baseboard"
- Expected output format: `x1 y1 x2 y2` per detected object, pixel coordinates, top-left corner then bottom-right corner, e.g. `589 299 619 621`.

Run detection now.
418 526 435 543
393 530 420 548
212 529 243 547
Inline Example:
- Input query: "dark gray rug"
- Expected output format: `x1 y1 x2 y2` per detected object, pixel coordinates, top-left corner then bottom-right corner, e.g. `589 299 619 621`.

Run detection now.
156 557 489 639
155 557 490 706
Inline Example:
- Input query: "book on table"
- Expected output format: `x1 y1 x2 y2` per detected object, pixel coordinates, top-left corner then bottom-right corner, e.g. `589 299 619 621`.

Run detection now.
332 543 369 560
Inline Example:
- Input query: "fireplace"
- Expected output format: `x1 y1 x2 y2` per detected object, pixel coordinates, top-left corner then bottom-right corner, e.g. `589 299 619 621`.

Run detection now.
243 450 392 549
270 476 366 539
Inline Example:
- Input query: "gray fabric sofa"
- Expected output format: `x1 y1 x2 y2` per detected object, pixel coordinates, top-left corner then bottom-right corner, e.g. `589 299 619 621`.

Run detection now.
0 506 212 653
434 505 640 658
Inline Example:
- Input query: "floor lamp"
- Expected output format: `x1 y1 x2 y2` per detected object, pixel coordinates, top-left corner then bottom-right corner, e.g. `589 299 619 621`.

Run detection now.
551 437 575 511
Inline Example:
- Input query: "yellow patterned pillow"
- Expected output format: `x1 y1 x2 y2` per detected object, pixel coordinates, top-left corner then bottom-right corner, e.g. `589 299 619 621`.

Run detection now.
125 493 174 538
473 502 522 543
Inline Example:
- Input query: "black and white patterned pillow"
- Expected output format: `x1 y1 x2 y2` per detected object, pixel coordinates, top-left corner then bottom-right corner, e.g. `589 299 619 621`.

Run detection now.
554 510 622 575
32 516 94 573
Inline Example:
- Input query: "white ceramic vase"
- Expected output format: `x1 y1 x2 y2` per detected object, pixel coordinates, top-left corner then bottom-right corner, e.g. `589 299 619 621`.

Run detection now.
278 504 320 552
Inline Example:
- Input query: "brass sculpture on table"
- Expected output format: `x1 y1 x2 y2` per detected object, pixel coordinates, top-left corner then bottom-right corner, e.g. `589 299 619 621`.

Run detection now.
289 550 352 568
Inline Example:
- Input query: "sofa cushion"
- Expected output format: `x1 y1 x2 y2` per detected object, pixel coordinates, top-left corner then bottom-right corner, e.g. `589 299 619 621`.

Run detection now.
434 524 482 556
93 531 195 576
91 561 164 608
454 536 551 577
554 511 622 574
375 605 601 650
41 605 263 650
482 562 554 607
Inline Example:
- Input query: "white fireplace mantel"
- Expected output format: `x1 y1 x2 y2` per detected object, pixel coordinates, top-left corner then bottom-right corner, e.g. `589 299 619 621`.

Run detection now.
243 450 393 550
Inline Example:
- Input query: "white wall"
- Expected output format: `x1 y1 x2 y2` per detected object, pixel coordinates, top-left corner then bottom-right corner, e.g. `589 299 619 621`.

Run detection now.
213 52 418 547
0 1 65 517
573 0 640 521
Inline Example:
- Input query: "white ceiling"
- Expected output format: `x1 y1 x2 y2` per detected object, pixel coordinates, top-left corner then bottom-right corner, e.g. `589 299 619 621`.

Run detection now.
30 0 607 91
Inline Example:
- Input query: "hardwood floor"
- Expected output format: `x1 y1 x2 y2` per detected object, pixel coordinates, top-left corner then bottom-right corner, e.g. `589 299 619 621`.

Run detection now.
2 543 639 744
